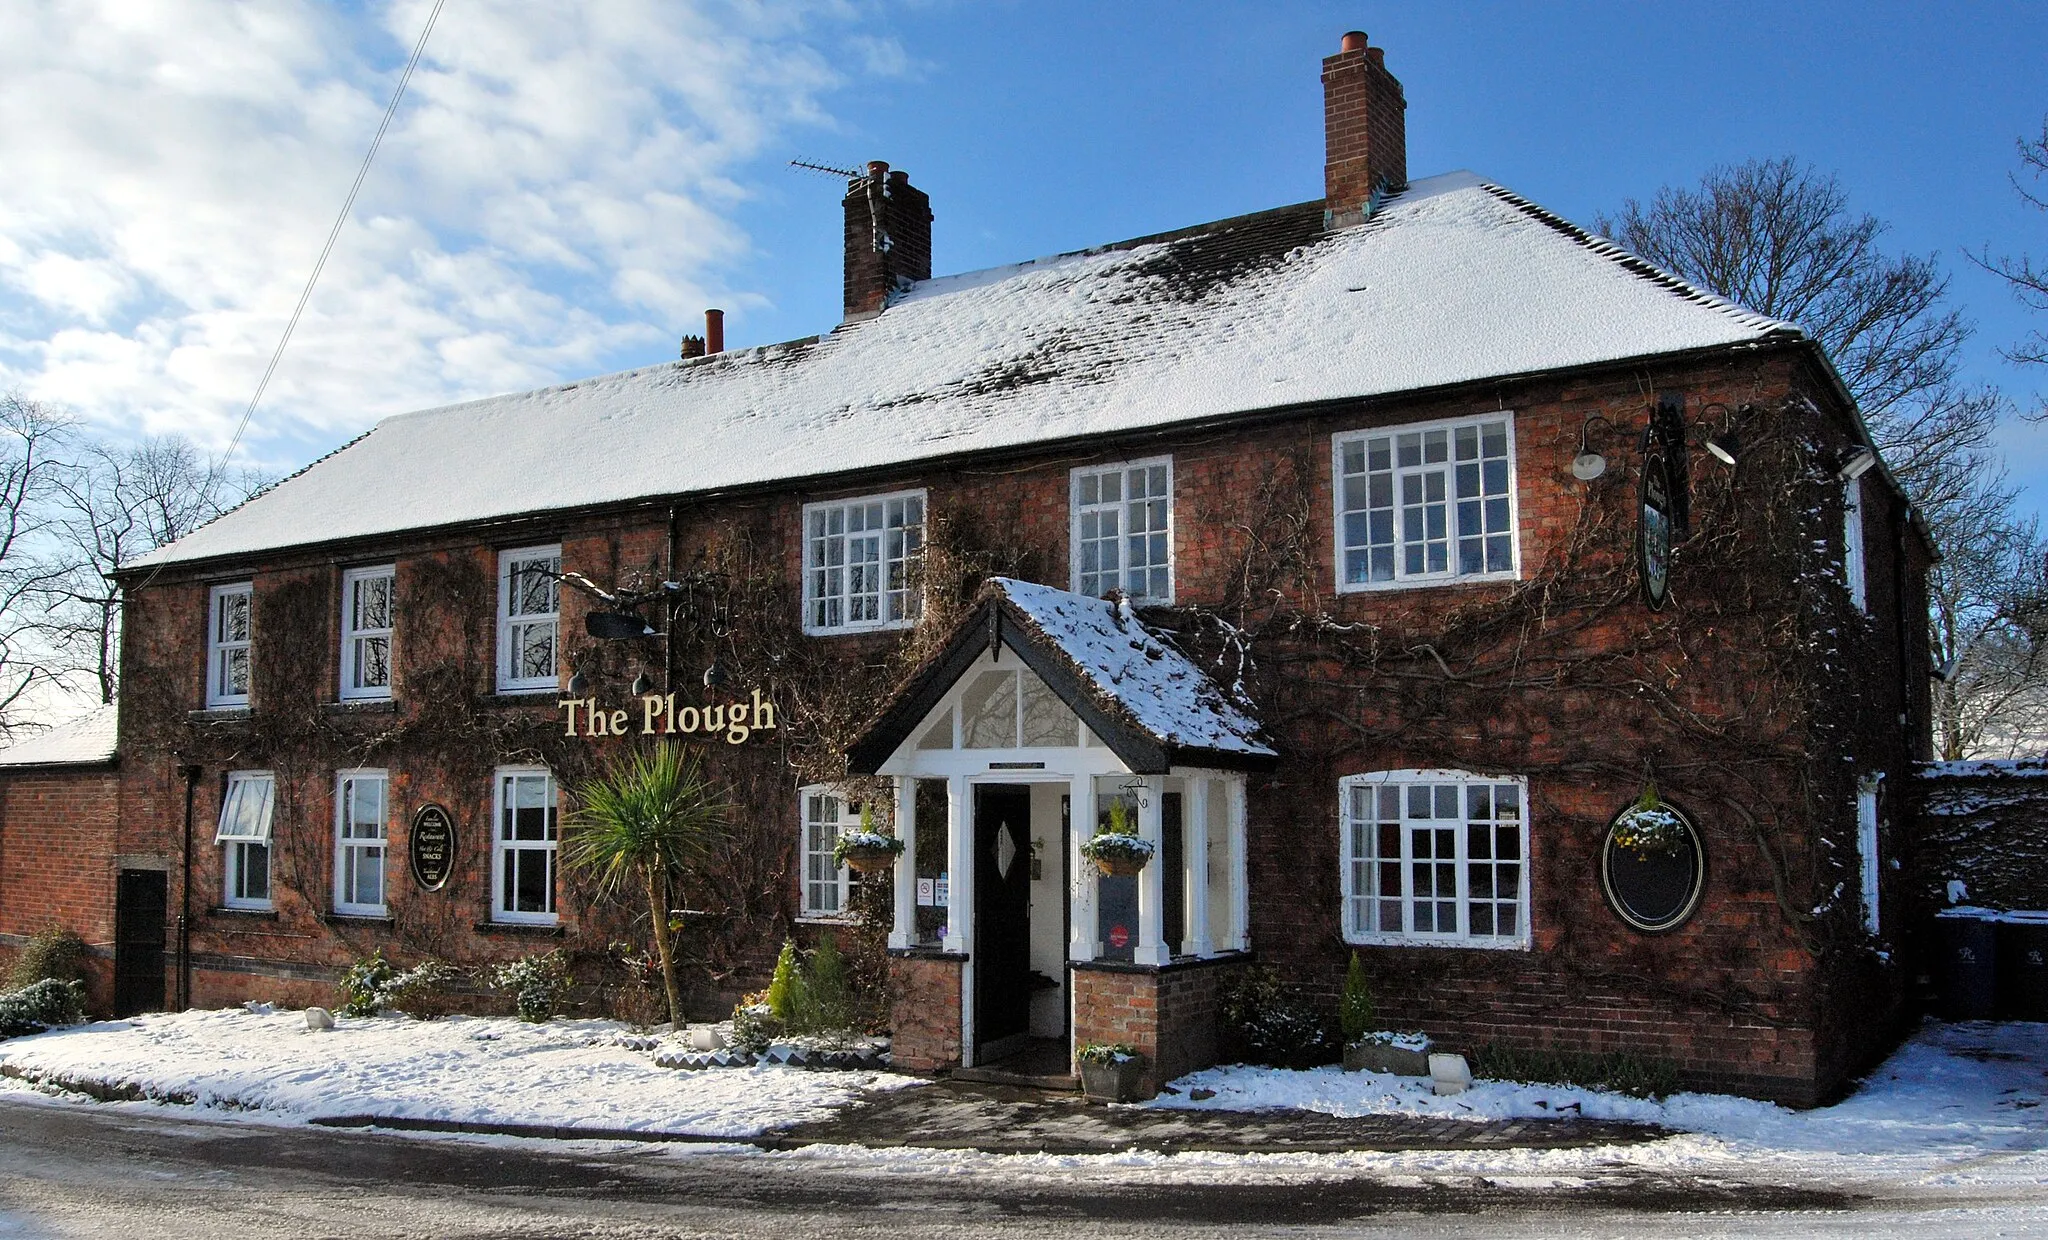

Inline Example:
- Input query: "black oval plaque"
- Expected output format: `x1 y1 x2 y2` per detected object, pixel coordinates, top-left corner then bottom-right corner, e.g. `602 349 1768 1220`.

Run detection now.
410 803 457 891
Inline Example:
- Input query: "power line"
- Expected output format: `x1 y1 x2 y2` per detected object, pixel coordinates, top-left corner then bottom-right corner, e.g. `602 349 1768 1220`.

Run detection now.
221 0 447 467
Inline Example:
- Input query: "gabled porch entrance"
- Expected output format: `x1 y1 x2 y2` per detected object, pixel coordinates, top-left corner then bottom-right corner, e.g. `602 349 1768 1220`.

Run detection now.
845 579 1277 1092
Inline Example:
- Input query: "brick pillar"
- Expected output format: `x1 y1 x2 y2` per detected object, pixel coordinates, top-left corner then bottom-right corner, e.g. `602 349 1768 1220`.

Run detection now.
887 952 964 1072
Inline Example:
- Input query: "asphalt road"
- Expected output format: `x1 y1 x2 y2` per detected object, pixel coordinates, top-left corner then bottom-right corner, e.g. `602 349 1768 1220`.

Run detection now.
1 1095 2043 1239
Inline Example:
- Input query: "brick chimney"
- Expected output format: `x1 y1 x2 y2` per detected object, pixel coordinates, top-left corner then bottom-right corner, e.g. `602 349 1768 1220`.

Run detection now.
842 161 933 321
1322 31 1407 225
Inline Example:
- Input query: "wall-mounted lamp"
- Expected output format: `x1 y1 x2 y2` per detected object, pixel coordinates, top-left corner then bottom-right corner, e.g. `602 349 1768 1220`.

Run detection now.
1705 430 1741 466
1838 446 1877 481
629 670 655 696
703 659 729 690
567 668 590 697
1572 415 1617 481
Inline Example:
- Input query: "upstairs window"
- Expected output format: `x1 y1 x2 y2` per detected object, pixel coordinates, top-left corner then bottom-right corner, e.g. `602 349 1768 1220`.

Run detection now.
803 491 924 634
1843 476 1868 612
1071 457 1173 603
340 566 395 700
207 583 253 707
215 770 275 910
497 546 560 693
1340 770 1530 949
1336 416 1517 590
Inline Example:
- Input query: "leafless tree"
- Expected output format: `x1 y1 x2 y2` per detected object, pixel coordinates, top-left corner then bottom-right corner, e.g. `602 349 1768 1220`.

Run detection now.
1973 113 2048 414
38 434 269 704
1602 157 2047 758
0 395 81 734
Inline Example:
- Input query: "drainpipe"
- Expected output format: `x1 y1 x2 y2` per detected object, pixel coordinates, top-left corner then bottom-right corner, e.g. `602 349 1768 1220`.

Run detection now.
666 505 681 690
178 763 200 1010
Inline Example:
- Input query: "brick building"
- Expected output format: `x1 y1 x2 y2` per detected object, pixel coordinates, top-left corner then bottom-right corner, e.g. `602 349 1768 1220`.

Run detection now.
0 708 123 1012
46 33 1933 1105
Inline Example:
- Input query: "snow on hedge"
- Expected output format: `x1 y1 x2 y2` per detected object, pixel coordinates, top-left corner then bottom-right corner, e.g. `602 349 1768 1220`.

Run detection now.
0 1008 915 1137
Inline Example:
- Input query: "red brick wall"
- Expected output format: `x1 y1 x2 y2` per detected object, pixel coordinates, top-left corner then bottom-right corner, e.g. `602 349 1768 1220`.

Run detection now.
1073 957 1246 1097
0 766 120 1012
886 952 964 1071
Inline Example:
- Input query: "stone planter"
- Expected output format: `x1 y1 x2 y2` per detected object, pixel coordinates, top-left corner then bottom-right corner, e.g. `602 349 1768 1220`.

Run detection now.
1079 1057 1146 1103
1342 1038 1432 1076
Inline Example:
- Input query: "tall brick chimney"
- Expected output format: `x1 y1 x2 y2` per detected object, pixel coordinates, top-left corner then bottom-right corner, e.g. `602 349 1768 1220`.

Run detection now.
842 161 933 321
1322 31 1407 225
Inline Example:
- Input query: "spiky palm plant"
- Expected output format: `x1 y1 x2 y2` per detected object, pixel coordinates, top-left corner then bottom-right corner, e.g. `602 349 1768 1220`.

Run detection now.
562 743 730 1027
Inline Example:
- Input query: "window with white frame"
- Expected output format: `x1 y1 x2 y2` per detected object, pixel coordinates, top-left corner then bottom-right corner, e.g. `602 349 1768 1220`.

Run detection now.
206 583 253 707
215 771 275 909
492 767 557 923
1858 775 1882 935
1335 416 1517 590
1340 770 1530 948
334 770 388 916
1843 476 1868 612
799 786 859 919
340 566 395 700
497 547 560 693
1071 458 1172 602
802 492 924 634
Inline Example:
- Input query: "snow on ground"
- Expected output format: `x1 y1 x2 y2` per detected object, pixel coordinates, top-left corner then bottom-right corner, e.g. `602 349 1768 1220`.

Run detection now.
1140 1019 2048 1192
0 1008 916 1137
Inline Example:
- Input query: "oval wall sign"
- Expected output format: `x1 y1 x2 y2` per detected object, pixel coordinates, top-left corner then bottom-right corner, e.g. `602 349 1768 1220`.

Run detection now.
409 803 457 891
1638 450 1674 611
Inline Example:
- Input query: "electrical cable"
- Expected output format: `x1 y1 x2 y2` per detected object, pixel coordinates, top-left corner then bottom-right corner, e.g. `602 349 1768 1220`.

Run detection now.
220 0 446 468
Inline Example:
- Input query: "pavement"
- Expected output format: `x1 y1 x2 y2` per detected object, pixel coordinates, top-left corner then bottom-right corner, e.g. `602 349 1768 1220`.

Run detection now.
303 1076 1665 1155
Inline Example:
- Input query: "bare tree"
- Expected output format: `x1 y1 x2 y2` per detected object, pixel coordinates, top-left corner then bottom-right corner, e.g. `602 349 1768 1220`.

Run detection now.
0 395 80 734
39 435 268 704
1973 113 2048 412
1602 157 2047 758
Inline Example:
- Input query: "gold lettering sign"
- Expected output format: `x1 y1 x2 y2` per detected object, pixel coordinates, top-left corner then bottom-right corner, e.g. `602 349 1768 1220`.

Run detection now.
560 689 778 744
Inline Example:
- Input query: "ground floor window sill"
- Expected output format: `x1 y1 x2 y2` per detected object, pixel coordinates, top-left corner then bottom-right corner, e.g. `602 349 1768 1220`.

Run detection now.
473 921 565 937
208 906 278 920
324 912 394 926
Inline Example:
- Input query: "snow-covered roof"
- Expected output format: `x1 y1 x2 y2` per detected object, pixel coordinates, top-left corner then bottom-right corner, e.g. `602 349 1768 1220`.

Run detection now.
1919 758 2048 780
0 706 118 768
991 578 1273 760
134 171 1797 570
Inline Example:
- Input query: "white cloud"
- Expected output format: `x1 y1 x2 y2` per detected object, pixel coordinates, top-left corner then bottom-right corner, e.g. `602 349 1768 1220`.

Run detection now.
0 0 896 473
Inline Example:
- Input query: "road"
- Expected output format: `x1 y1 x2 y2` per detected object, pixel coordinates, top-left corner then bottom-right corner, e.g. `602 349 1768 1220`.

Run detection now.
2 1095 2044 1238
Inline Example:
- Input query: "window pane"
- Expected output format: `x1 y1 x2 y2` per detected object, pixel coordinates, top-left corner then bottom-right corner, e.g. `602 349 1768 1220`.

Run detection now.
1020 673 1078 746
960 670 1019 748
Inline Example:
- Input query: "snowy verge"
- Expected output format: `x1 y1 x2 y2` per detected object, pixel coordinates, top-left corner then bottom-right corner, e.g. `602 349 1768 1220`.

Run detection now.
0 1008 918 1137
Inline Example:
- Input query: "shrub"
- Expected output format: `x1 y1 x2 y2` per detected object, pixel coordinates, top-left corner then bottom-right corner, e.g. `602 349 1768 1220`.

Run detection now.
493 950 571 1023
0 979 86 1038
765 940 800 1023
1076 1042 1140 1066
1338 952 1375 1045
1222 966 1337 1069
729 991 775 1053
385 960 462 1019
805 932 853 1032
337 949 398 1017
1470 1043 1683 1100
7 927 89 992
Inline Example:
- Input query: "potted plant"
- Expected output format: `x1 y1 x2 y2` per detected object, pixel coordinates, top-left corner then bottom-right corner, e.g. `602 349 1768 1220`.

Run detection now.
832 802 905 874
1076 1042 1146 1103
1612 780 1688 857
1079 797 1155 877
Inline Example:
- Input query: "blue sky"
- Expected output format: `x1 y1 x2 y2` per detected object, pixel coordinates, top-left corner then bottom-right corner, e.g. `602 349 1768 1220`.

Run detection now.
3 1 2043 518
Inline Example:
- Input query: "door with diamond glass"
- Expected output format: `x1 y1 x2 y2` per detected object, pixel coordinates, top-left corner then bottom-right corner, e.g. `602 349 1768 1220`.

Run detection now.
972 784 1033 1062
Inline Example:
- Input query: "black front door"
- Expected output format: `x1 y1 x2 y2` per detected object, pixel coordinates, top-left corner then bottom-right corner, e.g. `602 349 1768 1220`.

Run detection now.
973 785 1033 1060
114 869 168 1016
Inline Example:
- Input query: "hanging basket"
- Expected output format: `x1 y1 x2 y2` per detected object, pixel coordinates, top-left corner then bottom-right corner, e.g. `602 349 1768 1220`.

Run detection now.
1094 853 1149 878
840 844 901 874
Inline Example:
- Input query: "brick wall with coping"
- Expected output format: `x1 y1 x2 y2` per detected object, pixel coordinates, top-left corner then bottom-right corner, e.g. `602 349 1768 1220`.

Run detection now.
886 952 964 1072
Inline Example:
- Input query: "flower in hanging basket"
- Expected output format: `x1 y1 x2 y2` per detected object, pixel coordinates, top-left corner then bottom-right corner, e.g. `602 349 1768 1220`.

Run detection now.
1612 781 1689 857
831 801 904 873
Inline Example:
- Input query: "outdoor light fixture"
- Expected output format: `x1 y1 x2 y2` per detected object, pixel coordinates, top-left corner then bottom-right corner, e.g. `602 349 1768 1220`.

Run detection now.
1572 415 1617 481
630 670 655 696
703 659 729 689
1838 446 1877 481
1705 429 1741 466
567 669 590 697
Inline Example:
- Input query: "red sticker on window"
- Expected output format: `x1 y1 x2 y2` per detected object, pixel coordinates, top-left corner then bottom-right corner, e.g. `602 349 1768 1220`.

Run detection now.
1108 924 1131 949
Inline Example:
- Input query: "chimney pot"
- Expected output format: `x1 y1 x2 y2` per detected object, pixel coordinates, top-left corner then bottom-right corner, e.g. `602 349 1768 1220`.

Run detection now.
680 334 705 360
866 160 889 182
1340 30 1367 52
705 308 724 354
